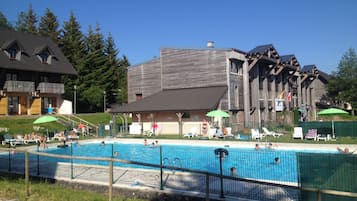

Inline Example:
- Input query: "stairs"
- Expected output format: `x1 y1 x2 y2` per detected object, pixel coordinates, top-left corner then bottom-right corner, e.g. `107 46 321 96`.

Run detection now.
54 113 98 136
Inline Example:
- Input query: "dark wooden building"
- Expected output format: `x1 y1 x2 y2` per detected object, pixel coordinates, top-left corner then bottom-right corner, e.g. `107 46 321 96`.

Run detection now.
0 28 76 115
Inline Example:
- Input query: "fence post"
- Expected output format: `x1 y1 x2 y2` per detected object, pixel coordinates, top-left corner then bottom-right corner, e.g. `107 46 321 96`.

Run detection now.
109 159 113 201
317 190 321 201
37 142 40 175
8 143 11 171
205 173 210 201
70 143 74 179
160 145 163 190
25 151 30 197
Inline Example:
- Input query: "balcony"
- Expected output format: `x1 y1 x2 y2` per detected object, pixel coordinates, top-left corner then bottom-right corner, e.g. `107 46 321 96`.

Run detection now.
4 80 35 92
37 82 64 94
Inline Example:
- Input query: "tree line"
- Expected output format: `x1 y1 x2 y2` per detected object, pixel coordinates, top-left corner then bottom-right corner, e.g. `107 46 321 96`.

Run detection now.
0 5 129 113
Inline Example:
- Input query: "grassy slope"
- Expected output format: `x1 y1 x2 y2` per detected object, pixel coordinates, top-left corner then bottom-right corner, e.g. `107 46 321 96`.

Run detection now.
0 178 145 201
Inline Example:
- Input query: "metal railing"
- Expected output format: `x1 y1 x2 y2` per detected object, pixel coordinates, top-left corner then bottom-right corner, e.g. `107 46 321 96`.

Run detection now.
0 146 356 201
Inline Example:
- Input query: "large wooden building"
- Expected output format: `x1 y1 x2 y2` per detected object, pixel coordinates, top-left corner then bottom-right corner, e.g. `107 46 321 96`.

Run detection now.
0 28 76 115
111 43 329 135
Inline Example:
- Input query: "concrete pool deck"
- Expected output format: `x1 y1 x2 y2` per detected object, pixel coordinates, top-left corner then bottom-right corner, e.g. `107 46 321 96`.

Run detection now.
1 138 356 201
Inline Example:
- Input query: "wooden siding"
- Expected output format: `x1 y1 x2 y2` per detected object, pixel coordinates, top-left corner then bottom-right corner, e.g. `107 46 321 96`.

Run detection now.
19 96 27 115
0 97 7 115
127 58 161 103
161 48 227 89
30 97 41 115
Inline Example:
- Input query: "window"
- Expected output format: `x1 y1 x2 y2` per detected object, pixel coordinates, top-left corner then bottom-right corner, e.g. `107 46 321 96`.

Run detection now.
230 59 243 75
39 50 50 64
6 73 17 81
135 93 143 101
7 44 20 60
234 85 239 108
40 76 49 83
182 112 190 118
9 48 17 60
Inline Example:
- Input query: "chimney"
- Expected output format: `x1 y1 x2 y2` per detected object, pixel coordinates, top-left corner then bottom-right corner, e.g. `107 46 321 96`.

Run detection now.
207 41 215 48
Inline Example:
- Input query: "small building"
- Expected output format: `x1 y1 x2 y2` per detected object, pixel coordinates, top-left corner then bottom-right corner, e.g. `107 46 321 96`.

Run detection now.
0 28 77 115
111 43 329 135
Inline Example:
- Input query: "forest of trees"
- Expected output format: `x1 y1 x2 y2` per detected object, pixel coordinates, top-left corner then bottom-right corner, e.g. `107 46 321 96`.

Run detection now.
0 5 129 113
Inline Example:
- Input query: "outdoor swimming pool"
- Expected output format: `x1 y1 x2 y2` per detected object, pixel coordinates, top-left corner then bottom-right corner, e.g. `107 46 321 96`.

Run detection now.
36 141 338 184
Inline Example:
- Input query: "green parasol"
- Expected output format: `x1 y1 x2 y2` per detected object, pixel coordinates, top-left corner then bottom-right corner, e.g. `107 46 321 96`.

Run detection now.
317 108 349 138
33 115 58 124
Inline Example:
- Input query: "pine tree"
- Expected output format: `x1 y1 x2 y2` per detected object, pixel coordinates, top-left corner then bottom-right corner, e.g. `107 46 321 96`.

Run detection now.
26 4 38 34
117 55 130 104
59 11 85 109
15 4 38 33
0 12 13 30
103 33 120 105
39 8 60 43
15 11 27 32
80 24 108 112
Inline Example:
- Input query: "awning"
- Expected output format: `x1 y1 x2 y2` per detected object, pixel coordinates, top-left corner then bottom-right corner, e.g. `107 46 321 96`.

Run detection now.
110 86 228 113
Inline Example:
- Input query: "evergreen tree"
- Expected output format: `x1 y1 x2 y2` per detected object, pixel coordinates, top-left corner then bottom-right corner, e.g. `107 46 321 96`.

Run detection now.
80 24 108 112
59 11 85 109
15 11 27 32
39 8 60 43
103 33 120 105
0 12 13 30
327 48 357 114
15 4 38 33
117 55 129 104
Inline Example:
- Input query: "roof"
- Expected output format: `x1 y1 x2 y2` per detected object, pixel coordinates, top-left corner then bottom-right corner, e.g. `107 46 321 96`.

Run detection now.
110 86 228 113
302 64 330 81
0 28 77 75
248 44 274 55
301 65 317 72
280 54 295 63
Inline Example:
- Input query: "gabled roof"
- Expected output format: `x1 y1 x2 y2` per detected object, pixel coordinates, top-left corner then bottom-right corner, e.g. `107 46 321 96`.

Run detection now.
0 28 76 75
110 86 228 113
249 44 273 54
301 65 317 72
280 55 295 64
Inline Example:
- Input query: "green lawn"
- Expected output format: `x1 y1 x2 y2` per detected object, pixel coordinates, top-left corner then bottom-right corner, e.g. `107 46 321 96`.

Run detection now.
0 177 145 201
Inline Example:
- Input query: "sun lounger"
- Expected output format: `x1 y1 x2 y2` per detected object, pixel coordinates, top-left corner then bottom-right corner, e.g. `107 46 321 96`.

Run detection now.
184 127 198 138
262 127 283 138
293 127 303 140
305 129 318 141
2 134 23 146
251 128 263 140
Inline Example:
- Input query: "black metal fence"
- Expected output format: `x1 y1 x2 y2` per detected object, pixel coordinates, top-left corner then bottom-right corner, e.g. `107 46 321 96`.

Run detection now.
0 143 356 201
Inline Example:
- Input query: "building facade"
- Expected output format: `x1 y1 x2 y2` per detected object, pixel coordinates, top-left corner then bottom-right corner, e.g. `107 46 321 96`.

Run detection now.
112 44 328 135
0 28 76 115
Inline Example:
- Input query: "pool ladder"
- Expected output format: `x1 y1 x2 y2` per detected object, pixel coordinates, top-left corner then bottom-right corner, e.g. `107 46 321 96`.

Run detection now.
162 157 182 174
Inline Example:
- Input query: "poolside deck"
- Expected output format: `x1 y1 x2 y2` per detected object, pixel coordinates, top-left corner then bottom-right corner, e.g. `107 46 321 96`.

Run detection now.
1 139 356 201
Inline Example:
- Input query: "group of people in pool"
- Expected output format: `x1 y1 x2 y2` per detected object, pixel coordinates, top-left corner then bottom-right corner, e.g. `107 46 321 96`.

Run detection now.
143 139 159 147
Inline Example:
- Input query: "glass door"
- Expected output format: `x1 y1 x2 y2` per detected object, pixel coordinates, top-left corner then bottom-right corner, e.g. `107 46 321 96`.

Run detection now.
8 96 19 115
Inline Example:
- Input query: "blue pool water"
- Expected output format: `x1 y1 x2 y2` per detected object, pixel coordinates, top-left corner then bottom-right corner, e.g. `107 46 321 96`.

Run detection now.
39 142 337 183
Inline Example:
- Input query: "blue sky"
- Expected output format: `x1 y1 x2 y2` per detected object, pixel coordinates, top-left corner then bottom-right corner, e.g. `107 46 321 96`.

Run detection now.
2 0 357 73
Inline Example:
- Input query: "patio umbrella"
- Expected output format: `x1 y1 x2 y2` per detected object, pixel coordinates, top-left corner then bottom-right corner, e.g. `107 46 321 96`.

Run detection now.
206 110 230 129
33 115 58 124
206 110 230 118
317 108 349 138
